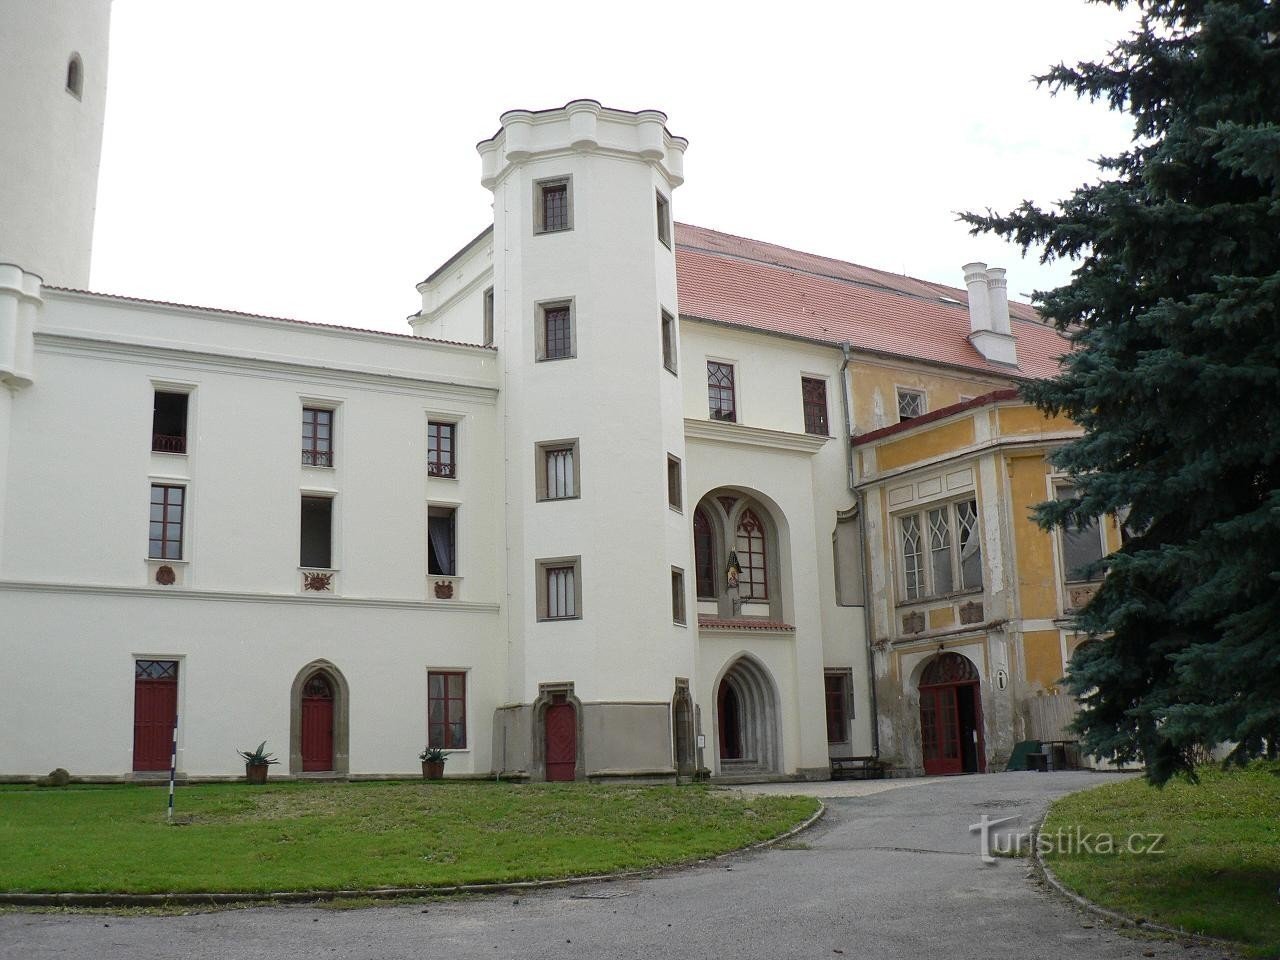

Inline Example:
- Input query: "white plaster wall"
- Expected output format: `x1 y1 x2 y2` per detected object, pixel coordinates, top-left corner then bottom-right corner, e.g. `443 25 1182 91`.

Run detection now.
412 232 494 345
0 0 110 288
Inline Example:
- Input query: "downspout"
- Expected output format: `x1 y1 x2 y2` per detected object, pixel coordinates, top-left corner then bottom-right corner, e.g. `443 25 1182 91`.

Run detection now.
840 342 880 759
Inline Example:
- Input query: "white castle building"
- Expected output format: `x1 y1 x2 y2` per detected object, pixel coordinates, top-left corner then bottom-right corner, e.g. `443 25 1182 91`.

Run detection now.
2 3 1090 783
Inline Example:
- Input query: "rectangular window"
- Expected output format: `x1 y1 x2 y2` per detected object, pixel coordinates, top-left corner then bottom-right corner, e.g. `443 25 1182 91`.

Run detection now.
152 391 188 454
534 177 572 234
898 498 982 601
148 484 184 560
802 377 829 436
428 671 467 749
537 439 579 500
1057 486 1106 582
824 670 853 743
428 506 457 576
661 309 677 374
302 407 334 467
427 421 456 479
538 557 582 621
539 301 574 361
896 388 926 422
300 496 333 568
671 567 686 625
707 361 736 422
667 454 682 511
482 286 494 347
656 190 671 247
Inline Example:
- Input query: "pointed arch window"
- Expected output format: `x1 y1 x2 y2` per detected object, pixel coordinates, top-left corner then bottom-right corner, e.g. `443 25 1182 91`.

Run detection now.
66 54 83 99
693 507 716 599
735 509 768 601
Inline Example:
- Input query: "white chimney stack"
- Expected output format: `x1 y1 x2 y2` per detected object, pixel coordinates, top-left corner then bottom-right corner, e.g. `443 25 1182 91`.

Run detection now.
962 261 1018 366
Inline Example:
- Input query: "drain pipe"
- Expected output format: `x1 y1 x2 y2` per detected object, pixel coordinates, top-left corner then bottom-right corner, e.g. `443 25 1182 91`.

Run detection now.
839 342 880 759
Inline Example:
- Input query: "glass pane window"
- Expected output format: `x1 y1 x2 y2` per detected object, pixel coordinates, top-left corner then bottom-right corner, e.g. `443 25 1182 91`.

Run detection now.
693 508 716 599
428 508 457 576
899 513 923 600
707 362 736 422
671 568 686 624
1058 487 1106 582
545 447 575 499
149 484 184 560
661 310 677 374
928 508 954 595
541 182 569 232
899 499 983 601
956 499 983 590
825 671 851 743
802 378 829 435
302 408 334 467
543 305 572 360
428 421 456 478
135 659 178 680
735 509 768 601
428 670 466 749
546 565 576 619
897 389 925 421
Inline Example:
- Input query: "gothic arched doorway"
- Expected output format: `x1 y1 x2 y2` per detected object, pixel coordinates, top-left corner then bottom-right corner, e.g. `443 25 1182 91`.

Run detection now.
300 671 335 772
715 656 780 775
289 660 350 776
918 652 985 775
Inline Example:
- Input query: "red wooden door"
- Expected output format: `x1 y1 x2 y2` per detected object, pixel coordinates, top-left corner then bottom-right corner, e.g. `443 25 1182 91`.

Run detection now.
301 673 335 772
133 660 178 771
545 702 577 782
920 685 962 776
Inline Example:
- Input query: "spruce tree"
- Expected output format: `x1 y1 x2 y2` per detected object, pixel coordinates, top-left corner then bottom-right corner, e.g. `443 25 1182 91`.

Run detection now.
964 0 1280 784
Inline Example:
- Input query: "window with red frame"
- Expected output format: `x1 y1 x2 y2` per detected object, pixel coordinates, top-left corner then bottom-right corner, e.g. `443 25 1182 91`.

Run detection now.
148 484 184 560
707 361 736 421
825 670 852 743
302 407 333 467
428 421 456 478
802 377 829 436
734 508 768 600
693 508 717 599
428 671 466 749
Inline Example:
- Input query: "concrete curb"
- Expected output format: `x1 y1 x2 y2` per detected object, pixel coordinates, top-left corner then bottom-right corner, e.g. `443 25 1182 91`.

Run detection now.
0 799 826 910
1029 813 1240 953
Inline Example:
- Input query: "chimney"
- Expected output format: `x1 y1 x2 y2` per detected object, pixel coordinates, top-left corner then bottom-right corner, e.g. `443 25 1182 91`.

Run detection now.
962 261 1017 366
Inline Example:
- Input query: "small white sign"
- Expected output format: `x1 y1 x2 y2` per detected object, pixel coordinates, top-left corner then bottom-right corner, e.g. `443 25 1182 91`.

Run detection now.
995 668 1009 691
696 734 706 749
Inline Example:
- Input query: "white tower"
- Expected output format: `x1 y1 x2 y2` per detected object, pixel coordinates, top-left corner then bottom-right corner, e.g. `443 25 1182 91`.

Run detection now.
481 102 695 779
0 0 112 288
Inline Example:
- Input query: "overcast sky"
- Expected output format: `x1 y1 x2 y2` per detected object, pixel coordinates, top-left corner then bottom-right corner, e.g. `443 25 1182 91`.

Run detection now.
90 1 1139 334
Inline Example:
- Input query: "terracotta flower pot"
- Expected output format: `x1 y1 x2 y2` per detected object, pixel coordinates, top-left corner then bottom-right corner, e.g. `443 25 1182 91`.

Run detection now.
422 760 445 780
246 763 269 784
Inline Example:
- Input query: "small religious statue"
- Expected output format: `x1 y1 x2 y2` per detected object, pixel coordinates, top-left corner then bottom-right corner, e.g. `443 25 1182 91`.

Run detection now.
725 551 742 589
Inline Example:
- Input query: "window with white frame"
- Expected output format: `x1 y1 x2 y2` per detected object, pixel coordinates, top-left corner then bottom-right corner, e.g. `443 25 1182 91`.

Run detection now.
896 388 926 421
898 498 982 601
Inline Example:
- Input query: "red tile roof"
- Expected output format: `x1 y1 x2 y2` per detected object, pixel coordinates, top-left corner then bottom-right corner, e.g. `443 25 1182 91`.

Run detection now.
697 615 796 632
674 223 1067 380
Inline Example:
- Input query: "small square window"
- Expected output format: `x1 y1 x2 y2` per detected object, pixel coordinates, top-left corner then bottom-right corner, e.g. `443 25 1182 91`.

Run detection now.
667 454 682 512
661 309 677 375
428 506 457 576
896 388 926 422
482 287 495 347
152 390 189 454
707 361 736 422
302 407 334 467
300 496 333 569
538 300 575 361
656 191 671 248
148 484 185 560
671 567 686 625
537 557 582 621
802 377 829 436
824 669 854 743
428 670 467 749
534 177 572 234
536 438 580 501
428 421 457 479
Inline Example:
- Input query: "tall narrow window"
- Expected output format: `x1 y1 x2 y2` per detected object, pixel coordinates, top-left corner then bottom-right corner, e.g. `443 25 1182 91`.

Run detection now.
898 499 982 601
428 671 467 749
537 440 579 500
149 484 185 560
707 361 736 422
302 407 334 467
152 391 188 454
667 454 682 511
535 177 572 233
300 496 333 568
900 513 924 600
540 302 574 361
801 377 829 435
428 507 457 576
693 508 716 599
1057 486 1106 582
956 499 983 590
482 286 495 347
540 561 580 620
656 190 671 247
427 421 456 478
735 509 768 600
927 507 954 595
661 309 677 374
66 54 83 99
671 568 686 624
897 388 926 421
824 670 853 743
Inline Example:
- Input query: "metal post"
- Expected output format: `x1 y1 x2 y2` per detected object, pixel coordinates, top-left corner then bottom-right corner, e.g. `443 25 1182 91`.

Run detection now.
167 715 178 822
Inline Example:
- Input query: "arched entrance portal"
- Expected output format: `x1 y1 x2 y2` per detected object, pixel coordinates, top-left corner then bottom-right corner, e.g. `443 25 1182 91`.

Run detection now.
715 657 780 775
918 653 985 775
289 660 350 776
300 671 335 772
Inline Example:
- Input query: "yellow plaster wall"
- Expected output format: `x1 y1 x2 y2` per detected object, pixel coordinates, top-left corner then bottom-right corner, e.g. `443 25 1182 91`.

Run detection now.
877 417 976 471
851 360 1009 433
997 406 1076 436
928 607 955 630
1023 630 1065 689
1007 453 1059 620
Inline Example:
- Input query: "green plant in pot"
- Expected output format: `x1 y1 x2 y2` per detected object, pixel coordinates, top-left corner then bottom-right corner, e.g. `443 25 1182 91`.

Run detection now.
419 746 447 780
238 741 279 784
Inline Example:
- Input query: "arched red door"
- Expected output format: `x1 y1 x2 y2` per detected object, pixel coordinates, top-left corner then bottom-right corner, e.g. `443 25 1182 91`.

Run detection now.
545 700 577 782
919 653 984 776
301 673 335 772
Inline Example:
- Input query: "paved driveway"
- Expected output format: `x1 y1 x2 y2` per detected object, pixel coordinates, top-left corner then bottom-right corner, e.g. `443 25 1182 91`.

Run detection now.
0 772 1228 960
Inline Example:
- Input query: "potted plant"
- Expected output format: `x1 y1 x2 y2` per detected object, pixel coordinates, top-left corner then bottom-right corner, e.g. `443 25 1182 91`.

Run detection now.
419 746 447 780
238 741 279 784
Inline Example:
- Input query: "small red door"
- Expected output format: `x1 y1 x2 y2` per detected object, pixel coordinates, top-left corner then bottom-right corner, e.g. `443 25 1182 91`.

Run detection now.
301 673 335 772
133 660 178 771
920 685 962 776
545 701 577 782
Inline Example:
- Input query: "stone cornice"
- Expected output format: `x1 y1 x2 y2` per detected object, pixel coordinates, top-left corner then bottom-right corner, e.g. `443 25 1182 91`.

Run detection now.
683 417 828 454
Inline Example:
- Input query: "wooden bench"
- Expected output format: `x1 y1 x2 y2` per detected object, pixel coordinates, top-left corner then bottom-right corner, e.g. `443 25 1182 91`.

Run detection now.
830 756 888 781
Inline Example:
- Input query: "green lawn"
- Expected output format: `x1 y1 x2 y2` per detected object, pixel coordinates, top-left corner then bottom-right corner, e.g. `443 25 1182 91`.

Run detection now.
0 781 817 895
1042 762 1280 956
